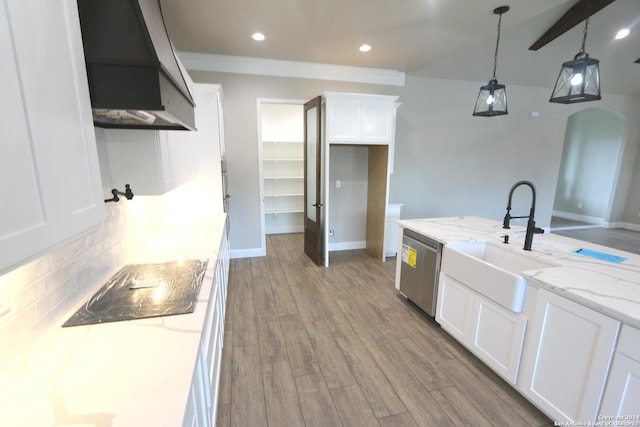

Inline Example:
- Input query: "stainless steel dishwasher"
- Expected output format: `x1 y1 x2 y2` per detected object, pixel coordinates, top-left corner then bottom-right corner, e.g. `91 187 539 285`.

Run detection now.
399 229 442 316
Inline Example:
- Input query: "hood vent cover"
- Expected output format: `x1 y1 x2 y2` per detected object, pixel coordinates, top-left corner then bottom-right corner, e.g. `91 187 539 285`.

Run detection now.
77 0 196 130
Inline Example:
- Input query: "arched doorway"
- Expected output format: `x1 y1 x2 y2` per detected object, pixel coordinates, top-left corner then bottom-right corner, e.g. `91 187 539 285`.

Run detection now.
551 108 627 230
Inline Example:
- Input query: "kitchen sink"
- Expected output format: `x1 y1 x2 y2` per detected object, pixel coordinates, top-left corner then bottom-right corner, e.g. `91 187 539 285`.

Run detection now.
441 241 556 312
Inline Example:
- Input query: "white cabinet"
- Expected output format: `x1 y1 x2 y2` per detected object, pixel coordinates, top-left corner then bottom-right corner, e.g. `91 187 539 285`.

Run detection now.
599 325 640 421
472 295 527 384
0 0 104 273
100 128 198 196
193 84 226 214
324 92 399 175
519 289 619 423
436 274 475 343
183 221 230 426
436 274 527 384
324 92 398 144
384 203 403 256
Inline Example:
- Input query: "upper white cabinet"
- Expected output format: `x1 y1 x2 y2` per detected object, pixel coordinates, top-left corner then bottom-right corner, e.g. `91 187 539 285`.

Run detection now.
599 324 640 421
0 0 104 273
100 84 226 199
193 84 226 214
519 289 619 423
100 128 198 196
324 92 398 145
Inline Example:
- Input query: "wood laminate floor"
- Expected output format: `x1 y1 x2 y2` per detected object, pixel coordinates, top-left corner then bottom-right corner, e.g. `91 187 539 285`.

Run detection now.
216 234 552 427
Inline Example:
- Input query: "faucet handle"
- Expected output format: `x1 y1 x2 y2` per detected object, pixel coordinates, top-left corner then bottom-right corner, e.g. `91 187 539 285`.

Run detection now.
502 213 511 229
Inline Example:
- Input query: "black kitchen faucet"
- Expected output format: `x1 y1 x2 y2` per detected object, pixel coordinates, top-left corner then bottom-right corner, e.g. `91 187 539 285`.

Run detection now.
502 180 544 251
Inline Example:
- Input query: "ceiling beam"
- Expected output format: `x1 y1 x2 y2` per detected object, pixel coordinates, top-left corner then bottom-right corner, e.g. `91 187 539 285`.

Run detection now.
529 0 616 51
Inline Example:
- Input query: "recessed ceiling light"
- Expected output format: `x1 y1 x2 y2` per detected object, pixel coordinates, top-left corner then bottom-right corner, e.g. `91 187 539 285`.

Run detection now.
252 32 265 41
615 28 630 40
359 44 372 52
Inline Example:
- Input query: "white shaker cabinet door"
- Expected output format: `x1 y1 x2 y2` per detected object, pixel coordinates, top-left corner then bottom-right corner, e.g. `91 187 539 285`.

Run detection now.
436 274 475 343
519 289 619 423
470 295 527 385
324 93 398 145
0 0 104 273
102 128 198 196
599 325 640 422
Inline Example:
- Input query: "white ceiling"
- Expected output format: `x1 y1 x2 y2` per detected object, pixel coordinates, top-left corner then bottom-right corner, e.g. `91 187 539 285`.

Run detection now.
161 0 640 95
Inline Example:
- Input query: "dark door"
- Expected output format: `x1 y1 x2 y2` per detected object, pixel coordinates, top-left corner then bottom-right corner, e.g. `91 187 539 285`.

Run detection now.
303 97 323 265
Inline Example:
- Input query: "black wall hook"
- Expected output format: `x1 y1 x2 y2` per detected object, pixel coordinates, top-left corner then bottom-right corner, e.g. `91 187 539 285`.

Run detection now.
105 184 134 203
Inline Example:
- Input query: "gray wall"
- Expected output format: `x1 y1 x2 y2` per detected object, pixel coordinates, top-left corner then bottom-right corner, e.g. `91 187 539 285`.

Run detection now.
328 145 369 248
189 70 640 255
553 108 626 221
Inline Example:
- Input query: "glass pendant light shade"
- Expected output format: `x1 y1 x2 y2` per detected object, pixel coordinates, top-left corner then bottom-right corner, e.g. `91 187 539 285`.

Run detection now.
549 17 601 104
474 79 508 116
549 53 601 103
473 6 509 117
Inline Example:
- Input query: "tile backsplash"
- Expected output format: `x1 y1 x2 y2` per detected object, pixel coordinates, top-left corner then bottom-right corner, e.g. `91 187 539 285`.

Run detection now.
0 175 219 370
0 202 132 370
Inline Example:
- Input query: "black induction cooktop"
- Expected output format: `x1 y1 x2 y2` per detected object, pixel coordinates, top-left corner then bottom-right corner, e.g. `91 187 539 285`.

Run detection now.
62 259 208 327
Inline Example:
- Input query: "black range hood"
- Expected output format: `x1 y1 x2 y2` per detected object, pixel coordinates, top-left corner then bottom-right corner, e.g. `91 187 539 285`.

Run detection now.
77 0 196 131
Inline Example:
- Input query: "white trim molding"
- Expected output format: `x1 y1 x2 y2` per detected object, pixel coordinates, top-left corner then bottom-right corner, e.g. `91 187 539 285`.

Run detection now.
178 52 406 87
231 247 266 259
552 210 605 226
328 241 367 252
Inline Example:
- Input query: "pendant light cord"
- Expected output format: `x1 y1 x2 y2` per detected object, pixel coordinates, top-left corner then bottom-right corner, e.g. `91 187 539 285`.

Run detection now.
491 12 504 81
578 17 589 57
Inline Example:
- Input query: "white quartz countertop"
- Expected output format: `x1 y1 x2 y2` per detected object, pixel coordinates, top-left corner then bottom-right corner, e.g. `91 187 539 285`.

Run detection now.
398 216 640 328
0 214 227 427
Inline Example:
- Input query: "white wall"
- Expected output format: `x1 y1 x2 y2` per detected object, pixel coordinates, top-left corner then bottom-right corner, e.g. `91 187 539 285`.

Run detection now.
553 108 626 221
328 145 369 249
189 69 640 254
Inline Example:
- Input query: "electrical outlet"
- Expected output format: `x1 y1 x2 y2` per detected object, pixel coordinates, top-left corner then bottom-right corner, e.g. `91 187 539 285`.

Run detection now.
329 229 334 236
578 202 582 209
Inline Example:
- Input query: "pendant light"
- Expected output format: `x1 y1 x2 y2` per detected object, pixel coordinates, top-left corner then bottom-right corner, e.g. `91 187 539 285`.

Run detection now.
549 17 601 104
473 6 510 117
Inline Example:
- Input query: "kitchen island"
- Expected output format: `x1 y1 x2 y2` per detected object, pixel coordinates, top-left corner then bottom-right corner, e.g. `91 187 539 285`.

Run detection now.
0 214 229 427
397 216 640 424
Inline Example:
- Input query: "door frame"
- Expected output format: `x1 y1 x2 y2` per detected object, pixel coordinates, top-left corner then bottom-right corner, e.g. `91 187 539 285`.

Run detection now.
256 98 307 256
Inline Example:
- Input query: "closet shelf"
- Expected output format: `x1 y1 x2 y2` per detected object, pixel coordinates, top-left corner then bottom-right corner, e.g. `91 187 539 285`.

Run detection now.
264 193 303 198
265 209 304 214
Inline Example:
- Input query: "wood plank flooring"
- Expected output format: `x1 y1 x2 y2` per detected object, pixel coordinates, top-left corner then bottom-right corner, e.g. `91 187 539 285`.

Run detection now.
216 234 552 427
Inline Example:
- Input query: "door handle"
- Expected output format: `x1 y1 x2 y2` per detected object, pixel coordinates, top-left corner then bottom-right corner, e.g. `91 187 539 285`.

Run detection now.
312 203 323 207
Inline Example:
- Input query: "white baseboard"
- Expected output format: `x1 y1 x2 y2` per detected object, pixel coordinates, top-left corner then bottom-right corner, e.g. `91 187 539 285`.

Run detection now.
328 240 366 252
266 226 304 235
608 222 640 232
552 210 604 225
231 247 265 259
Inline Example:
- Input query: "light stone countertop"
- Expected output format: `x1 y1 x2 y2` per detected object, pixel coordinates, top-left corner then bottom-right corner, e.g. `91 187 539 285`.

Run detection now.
0 214 227 427
398 216 640 329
